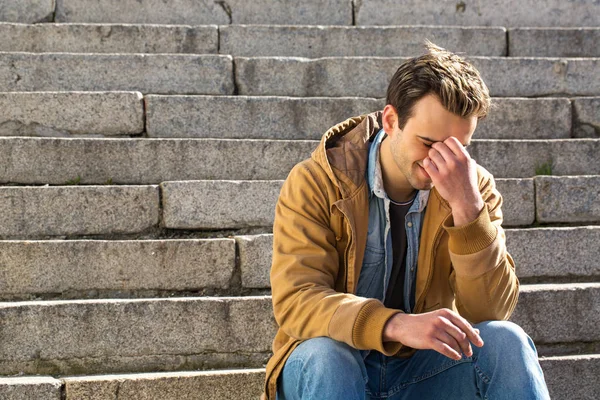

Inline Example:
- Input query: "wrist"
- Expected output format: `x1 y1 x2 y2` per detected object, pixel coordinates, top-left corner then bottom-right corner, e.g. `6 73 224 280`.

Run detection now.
450 197 485 227
383 312 406 342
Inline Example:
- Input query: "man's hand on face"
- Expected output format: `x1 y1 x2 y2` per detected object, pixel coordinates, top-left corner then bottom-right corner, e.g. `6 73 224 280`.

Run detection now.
383 309 484 360
422 136 485 226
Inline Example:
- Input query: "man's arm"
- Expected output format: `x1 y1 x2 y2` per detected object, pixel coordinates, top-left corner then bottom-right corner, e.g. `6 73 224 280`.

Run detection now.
271 160 401 355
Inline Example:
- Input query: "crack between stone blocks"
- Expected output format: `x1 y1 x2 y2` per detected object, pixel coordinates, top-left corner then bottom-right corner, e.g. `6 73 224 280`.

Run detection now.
505 28 510 57
215 1 233 24
217 26 221 54
231 57 239 95
141 95 148 137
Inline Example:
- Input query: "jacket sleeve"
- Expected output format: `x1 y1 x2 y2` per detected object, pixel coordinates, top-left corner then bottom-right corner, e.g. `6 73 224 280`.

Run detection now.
270 161 402 355
443 168 520 323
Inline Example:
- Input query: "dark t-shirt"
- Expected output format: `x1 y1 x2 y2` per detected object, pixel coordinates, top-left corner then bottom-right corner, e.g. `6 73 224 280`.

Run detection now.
384 200 415 312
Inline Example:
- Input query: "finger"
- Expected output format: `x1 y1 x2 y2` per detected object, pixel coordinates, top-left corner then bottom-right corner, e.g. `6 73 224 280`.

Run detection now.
438 331 465 358
441 318 473 357
446 313 484 347
428 148 446 169
423 157 438 175
434 339 462 361
444 136 470 159
431 141 456 163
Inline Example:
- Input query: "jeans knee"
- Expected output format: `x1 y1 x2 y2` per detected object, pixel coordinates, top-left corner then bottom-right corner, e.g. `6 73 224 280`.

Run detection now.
475 320 538 360
285 337 366 382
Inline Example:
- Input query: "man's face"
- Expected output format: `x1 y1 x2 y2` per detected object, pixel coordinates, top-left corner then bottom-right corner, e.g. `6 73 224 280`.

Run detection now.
384 94 478 191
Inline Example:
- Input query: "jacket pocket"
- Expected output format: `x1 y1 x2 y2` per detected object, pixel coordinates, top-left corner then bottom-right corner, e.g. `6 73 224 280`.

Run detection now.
355 245 385 298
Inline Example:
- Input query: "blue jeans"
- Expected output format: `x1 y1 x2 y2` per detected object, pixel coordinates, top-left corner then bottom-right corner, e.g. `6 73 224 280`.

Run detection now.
277 321 550 399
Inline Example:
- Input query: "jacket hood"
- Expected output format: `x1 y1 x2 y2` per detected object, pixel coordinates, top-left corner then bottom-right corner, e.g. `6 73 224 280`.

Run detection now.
311 111 384 198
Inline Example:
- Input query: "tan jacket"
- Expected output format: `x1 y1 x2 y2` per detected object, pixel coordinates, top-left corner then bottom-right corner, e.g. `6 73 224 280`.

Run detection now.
262 112 519 399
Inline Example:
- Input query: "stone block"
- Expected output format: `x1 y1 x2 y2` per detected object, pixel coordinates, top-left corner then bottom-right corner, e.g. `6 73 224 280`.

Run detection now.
0 0 54 23
145 95 383 139
0 92 144 137
161 181 283 229
0 137 315 184
64 369 265 400
0 296 276 375
0 23 218 54
573 97 600 138
0 53 233 94
354 0 600 27
510 283 600 343
0 377 61 400
540 355 600 400
536 176 600 223
0 186 159 238
477 98 571 139
506 227 600 279
236 234 273 288
235 57 600 97
220 25 506 57
495 179 535 227
509 28 600 57
56 0 352 25
0 239 235 298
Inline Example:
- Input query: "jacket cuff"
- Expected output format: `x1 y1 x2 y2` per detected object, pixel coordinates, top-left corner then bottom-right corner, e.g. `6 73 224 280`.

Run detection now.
352 301 403 355
443 205 497 255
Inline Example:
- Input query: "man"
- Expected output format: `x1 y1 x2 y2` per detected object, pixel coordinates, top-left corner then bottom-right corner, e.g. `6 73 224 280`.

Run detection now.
263 42 550 399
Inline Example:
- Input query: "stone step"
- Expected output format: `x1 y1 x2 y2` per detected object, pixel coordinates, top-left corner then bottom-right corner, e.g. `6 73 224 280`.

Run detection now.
0 284 597 375
4 356 600 400
0 92 144 137
355 0 600 27
0 239 236 300
0 138 599 185
3 227 598 299
574 97 600 138
236 56 600 97
160 179 536 229
509 28 600 58
0 0 54 23
146 96 578 140
0 53 233 94
238 227 600 288
536 176 600 223
54 0 352 25
220 25 507 57
0 23 219 54
0 186 159 239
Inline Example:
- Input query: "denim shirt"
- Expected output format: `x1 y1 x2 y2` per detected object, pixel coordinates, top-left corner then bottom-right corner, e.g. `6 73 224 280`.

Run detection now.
355 129 430 313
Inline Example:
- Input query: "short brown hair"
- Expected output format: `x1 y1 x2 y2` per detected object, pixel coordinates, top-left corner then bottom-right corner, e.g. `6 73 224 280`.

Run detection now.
386 40 491 129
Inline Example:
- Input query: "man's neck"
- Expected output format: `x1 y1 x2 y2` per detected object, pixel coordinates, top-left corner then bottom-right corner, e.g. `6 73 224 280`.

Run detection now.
379 138 417 203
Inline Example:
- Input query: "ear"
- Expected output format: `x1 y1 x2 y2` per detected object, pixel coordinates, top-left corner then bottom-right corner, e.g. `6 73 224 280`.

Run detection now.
382 104 400 138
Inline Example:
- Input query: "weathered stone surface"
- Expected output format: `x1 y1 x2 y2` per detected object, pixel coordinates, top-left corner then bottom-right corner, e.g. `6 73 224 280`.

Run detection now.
236 234 273 288
0 53 233 94
145 96 383 139
536 176 600 223
509 28 600 57
235 57 600 97
540 355 600 400
0 137 315 184
0 23 218 54
161 179 531 230
355 0 600 27
0 0 54 23
506 227 600 279
146 96 570 140
220 25 506 57
64 369 265 400
469 139 600 178
0 92 144 137
573 97 600 138
510 283 600 343
161 181 282 229
0 377 61 400
56 0 352 25
495 179 536 227
0 239 235 298
0 296 276 375
477 98 571 139
0 186 159 238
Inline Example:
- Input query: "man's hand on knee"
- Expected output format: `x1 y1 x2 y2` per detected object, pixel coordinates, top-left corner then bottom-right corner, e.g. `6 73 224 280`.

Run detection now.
383 309 484 360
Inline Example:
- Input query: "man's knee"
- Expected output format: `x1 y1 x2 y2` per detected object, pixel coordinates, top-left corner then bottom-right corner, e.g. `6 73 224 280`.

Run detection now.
474 320 538 360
